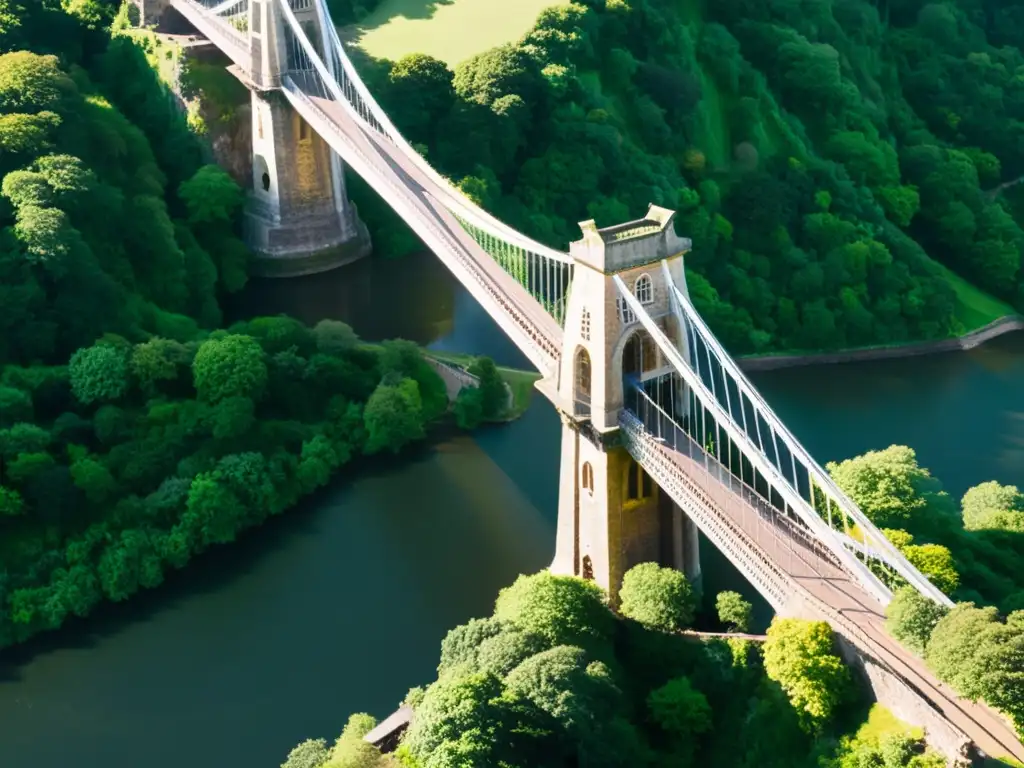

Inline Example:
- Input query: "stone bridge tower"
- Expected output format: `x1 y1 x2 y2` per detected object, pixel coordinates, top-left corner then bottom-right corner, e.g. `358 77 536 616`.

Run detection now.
242 0 370 276
550 205 702 604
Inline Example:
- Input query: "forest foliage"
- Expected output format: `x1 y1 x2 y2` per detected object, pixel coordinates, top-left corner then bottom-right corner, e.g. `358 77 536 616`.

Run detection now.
284 569 945 768
0 0 468 650
829 444 1024 734
348 0 1024 353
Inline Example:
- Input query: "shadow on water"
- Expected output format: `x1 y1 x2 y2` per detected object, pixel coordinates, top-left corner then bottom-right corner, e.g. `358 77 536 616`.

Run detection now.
0 440 458 679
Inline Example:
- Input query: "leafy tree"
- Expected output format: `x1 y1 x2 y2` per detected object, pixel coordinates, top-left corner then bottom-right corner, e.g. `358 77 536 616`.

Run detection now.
437 616 508 677
467 356 506 418
280 738 329 768
207 395 255 440
326 713 386 767
313 319 358 356
925 603 1000 697
453 386 484 429
901 543 959 595
763 619 851 732
504 645 623 747
0 386 32 426
69 343 129 405
386 53 455 139
961 481 1024 533
715 590 753 633
362 377 425 455
70 455 117 504
178 164 243 225
619 562 697 632
0 51 73 112
402 672 558 768
192 334 267 403
827 446 954 533
885 586 949 655
378 340 447 422
646 675 713 746
475 628 547 677
0 485 24 516
0 422 50 458
130 337 188 395
453 44 543 108
494 571 614 653
0 111 61 158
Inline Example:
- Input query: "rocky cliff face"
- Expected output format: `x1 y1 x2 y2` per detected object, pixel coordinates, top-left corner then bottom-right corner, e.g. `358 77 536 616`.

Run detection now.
208 100 252 189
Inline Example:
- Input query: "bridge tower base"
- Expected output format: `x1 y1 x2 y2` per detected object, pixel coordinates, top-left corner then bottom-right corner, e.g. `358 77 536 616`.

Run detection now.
244 90 370 277
552 418 702 605
550 206 698 604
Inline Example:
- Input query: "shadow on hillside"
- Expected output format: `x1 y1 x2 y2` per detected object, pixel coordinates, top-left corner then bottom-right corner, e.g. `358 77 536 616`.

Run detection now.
339 0 455 45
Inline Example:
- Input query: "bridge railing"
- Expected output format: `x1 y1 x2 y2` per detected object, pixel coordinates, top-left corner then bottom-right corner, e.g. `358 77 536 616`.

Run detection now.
625 383 845 569
615 273 910 606
277 67 561 374
275 2 564 372
306 0 574 325
170 0 249 61
657 263 951 607
620 409 807 611
312 0 570 256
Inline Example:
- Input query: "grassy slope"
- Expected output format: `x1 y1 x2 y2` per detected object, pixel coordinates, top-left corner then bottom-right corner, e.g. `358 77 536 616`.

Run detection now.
345 0 554 67
854 704 923 743
932 261 1017 331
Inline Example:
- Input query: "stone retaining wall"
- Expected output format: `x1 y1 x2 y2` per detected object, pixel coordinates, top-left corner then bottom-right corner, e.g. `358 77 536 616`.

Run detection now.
739 316 1024 373
425 357 480 401
832 634 975 767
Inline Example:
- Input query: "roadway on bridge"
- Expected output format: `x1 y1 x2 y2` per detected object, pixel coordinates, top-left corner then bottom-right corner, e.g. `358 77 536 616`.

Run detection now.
639 418 1024 763
287 80 565 375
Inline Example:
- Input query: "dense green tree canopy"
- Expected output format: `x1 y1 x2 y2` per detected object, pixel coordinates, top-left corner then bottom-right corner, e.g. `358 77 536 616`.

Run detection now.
619 562 697 633
763 619 851 732
192 334 267 403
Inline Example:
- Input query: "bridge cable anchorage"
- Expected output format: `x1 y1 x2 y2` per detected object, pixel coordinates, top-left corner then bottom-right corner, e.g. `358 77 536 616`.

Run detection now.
656 262 951 607
274 5 561 373
615 273 950 609
275 0 573 328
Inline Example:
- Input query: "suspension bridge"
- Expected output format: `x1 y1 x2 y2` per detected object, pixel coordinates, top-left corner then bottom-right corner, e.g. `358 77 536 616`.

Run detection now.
144 0 1024 761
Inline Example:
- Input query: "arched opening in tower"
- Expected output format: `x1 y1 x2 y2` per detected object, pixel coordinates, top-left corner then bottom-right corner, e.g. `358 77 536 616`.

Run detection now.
622 330 658 397
575 347 591 416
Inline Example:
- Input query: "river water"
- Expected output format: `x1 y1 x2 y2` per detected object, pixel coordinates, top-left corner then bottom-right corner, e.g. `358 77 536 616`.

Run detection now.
2 252 1023 768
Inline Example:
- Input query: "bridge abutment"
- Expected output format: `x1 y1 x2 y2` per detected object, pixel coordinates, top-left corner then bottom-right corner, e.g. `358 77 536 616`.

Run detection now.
551 206 698 601
244 89 370 276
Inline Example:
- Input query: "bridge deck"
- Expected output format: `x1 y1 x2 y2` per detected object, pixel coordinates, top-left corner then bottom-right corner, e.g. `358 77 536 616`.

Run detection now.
291 84 564 375
642 422 1024 763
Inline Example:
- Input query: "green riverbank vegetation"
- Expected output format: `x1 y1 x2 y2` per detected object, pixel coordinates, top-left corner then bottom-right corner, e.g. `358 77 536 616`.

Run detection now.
828 444 1024 737
0 0 500 650
283 569 946 768
345 0 1024 355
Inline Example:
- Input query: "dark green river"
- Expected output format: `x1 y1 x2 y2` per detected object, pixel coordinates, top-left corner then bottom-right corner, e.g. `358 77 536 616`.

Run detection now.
2 252 1023 767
